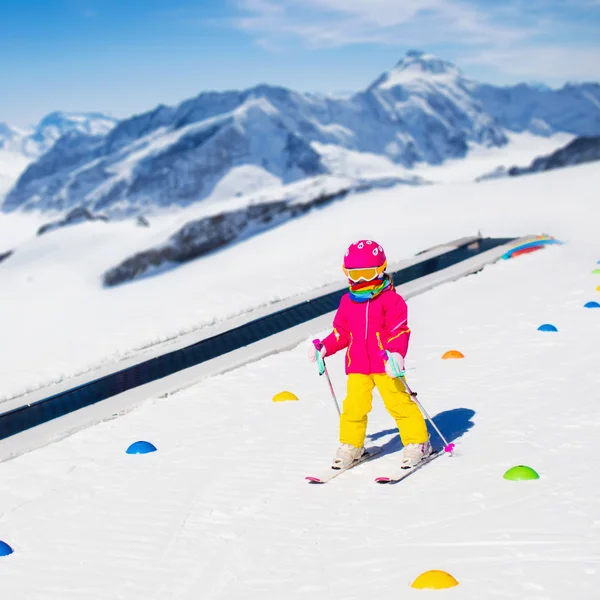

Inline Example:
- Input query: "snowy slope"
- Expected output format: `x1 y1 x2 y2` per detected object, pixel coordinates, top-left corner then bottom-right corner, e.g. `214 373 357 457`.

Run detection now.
412 131 575 183
0 211 46 254
0 217 598 599
474 134 600 182
0 157 599 402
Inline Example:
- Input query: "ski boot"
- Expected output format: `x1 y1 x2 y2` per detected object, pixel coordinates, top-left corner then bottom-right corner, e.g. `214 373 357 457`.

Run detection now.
400 441 432 469
332 443 365 469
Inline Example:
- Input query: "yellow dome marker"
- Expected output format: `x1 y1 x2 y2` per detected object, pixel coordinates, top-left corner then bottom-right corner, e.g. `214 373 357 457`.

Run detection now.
272 391 298 402
411 570 459 589
442 350 465 359
596 285 600 292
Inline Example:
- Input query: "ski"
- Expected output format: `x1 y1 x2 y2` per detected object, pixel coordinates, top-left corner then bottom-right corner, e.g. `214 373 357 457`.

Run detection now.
374 449 447 484
306 446 383 484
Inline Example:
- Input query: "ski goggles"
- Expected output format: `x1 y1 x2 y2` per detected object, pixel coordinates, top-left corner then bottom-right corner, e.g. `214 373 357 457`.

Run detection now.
342 262 387 282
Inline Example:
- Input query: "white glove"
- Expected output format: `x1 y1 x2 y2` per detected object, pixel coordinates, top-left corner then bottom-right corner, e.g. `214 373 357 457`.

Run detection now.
308 341 327 363
384 352 405 378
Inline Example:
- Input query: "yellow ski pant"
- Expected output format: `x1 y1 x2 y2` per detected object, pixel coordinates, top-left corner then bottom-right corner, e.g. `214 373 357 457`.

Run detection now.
340 373 429 448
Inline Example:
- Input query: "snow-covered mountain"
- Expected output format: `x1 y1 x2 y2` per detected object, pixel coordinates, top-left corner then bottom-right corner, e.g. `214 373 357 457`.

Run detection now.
365 50 506 160
24 111 118 157
0 112 117 197
0 123 32 196
1 111 117 159
0 122 26 153
3 50 600 219
1 51 509 217
470 82 600 137
2 98 330 216
476 134 600 181
508 135 600 176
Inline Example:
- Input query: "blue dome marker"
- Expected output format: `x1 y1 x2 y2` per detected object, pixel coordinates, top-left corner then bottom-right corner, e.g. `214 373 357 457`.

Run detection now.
584 301 600 308
126 441 157 454
0 541 14 556
537 324 558 332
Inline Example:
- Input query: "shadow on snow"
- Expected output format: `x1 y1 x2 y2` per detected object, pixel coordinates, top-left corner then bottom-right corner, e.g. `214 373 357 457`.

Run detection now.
367 407 475 457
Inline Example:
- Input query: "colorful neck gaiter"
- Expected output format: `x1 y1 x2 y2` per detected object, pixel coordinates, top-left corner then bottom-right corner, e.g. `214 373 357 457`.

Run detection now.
349 275 391 303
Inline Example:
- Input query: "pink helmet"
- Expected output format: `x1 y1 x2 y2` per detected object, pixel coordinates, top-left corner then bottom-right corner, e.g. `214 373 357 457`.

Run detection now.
343 240 387 269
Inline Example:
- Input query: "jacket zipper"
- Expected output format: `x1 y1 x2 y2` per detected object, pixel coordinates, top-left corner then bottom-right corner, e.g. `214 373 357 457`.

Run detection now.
347 332 353 367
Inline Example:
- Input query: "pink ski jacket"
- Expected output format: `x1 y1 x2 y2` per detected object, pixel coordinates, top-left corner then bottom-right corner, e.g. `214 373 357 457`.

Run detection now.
321 286 411 375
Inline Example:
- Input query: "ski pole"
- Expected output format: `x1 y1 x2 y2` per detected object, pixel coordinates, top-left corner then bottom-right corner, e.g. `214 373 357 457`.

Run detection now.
381 350 455 455
312 339 341 416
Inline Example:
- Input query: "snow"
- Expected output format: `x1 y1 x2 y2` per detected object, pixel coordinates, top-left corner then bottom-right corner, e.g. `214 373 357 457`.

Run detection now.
89 107 257 204
30 111 117 153
472 81 600 137
5 53 516 216
412 131 575 183
0 112 117 200
1 205 599 597
0 211 46 253
0 150 32 198
1 52 600 597
379 64 457 91
377 52 462 90
0 173 13 198
311 142 416 180
4 93 330 216
0 147 598 402
205 165 282 203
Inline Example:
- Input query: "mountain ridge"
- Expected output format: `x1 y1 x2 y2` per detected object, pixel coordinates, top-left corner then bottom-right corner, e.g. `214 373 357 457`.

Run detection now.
2 51 599 217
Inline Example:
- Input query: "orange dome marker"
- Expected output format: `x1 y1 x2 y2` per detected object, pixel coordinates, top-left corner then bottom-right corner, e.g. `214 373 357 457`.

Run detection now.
442 350 464 359
411 570 459 589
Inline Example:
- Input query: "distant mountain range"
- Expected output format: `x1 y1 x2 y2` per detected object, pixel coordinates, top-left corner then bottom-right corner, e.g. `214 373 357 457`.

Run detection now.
477 135 600 181
0 112 117 196
0 111 118 158
471 83 600 137
2 50 600 217
509 135 600 175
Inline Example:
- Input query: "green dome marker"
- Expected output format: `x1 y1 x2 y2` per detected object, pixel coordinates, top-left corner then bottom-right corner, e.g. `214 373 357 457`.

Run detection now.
593 269 600 275
503 465 540 481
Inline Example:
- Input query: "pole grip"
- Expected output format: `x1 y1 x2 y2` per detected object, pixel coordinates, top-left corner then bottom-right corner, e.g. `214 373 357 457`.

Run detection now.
312 340 340 415
313 339 325 375
379 349 405 378
383 352 455 456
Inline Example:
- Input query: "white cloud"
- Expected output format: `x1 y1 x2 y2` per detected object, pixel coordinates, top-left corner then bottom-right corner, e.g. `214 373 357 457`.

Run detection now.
461 46 600 83
231 0 600 83
234 0 536 49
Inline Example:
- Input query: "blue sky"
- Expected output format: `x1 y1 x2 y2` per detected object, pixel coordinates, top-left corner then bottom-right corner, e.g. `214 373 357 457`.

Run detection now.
2 0 600 127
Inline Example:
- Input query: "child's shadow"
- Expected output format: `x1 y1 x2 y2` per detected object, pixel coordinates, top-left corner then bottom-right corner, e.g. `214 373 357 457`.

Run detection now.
367 407 475 457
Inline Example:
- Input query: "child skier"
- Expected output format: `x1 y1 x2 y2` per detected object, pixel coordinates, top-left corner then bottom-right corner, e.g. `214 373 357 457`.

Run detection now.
309 240 431 469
